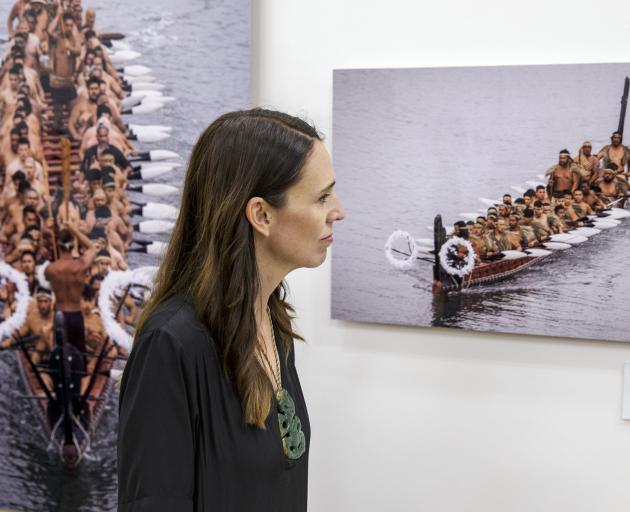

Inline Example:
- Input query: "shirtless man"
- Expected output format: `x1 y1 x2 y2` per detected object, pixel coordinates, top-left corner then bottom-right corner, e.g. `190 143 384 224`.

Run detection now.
580 182 606 212
597 132 630 173
508 213 536 248
497 204 510 220
531 201 553 241
573 141 599 188
47 7 82 127
7 21 41 70
44 220 97 364
489 218 522 252
560 194 584 227
534 185 549 205
0 66 22 120
19 249 40 294
597 167 626 206
6 0 29 38
546 149 574 199
68 77 101 140
542 202 564 233
570 189 593 218
80 284 128 393
102 175 129 220
0 288 55 394
6 138 44 182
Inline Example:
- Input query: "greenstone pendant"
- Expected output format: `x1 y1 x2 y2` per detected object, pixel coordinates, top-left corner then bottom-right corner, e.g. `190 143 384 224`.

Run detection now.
275 388 305 460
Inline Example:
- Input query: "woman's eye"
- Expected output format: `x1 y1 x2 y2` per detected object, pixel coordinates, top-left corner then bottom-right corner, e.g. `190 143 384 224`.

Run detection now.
319 194 331 204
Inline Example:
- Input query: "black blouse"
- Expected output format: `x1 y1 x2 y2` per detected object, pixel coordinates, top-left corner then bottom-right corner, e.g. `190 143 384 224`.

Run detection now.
117 293 310 511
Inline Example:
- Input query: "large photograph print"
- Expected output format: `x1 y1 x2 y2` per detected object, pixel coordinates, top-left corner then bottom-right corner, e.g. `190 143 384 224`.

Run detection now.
0 0 249 511
332 63 630 342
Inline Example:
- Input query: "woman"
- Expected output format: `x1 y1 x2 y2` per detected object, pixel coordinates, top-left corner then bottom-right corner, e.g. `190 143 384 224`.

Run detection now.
117 109 345 512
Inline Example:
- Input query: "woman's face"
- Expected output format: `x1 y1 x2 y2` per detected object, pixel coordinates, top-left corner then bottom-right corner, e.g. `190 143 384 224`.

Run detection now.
268 140 345 270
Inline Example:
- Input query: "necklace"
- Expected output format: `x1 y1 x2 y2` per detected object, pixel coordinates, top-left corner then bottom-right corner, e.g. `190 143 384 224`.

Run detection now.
257 306 305 460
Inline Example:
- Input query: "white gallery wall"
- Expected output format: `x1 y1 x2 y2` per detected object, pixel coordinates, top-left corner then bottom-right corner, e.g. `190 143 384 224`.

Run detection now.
251 1 630 510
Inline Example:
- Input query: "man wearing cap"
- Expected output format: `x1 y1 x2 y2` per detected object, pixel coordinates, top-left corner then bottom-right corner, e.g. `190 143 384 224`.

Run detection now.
546 149 574 199
44 219 97 364
597 132 630 173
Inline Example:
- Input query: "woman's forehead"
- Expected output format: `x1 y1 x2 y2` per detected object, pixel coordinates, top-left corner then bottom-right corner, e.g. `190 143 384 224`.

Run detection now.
291 141 334 194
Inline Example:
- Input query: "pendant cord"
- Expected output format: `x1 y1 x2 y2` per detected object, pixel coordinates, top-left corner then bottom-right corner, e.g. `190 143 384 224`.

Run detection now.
258 306 281 391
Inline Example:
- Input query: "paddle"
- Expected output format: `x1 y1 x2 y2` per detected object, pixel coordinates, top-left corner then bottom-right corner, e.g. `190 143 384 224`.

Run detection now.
128 149 180 162
618 76 629 138
128 165 175 181
133 220 174 234
126 183 179 196
0 334 40 351
130 201 178 220
127 241 167 255
99 32 126 41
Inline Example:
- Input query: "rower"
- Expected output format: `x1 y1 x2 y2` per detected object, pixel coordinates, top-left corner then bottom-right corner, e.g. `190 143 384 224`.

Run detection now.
522 189 535 209
597 131 630 173
452 220 466 238
529 204 552 241
546 149 574 199
580 182 606 212
542 202 564 233
489 218 522 251
570 189 593 218
68 76 101 140
44 220 97 368
597 167 625 206
534 185 549 204
0 288 55 390
508 213 536 248
573 141 599 189
497 203 510 220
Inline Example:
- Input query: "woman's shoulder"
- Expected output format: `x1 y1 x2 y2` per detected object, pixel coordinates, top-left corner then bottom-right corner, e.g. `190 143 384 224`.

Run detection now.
135 293 215 360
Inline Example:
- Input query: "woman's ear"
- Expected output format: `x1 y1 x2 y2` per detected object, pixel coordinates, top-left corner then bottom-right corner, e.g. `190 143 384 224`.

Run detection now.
245 196 271 237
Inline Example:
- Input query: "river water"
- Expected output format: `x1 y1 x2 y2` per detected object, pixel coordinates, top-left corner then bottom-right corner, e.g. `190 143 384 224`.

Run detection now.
0 0 249 510
332 63 630 343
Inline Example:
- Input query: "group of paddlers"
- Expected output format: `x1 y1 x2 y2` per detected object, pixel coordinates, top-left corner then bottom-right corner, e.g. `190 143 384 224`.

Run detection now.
453 132 630 261
0 0 134 394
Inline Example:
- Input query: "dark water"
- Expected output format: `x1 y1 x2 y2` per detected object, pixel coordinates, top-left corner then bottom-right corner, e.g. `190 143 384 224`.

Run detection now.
0 0 249 510
332 63 630 343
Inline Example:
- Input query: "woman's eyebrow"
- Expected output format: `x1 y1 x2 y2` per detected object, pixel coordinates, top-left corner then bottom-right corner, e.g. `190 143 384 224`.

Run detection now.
319 181 336 194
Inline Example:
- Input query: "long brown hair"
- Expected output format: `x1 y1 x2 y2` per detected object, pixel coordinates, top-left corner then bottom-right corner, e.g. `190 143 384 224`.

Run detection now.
135 108 321 428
